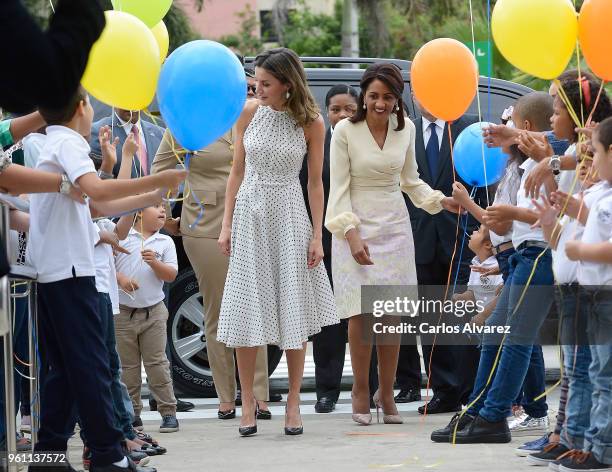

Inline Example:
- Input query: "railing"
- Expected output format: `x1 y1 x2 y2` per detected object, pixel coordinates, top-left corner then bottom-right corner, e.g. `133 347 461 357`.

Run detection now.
1 201 39 472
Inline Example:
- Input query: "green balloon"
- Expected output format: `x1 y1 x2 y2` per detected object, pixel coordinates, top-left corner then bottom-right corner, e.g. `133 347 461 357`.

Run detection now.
111 0 172 28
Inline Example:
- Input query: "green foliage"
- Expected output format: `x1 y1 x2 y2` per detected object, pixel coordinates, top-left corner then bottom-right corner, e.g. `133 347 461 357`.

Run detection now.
218 4 262 56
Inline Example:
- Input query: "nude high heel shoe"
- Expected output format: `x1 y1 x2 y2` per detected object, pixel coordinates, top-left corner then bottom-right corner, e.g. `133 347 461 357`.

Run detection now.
372 390 403 424
351 392 372 426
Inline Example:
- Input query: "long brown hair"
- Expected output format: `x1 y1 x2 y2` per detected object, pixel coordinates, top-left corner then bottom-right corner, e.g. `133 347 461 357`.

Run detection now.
350 62 405 131
254 48 319 128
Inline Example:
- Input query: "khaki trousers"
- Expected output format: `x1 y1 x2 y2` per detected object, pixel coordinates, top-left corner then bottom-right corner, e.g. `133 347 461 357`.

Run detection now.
183 236 269 403
115 301 177 416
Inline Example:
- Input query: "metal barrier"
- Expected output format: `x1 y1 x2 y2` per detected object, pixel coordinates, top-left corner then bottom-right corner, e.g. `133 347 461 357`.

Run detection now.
1 201 40 472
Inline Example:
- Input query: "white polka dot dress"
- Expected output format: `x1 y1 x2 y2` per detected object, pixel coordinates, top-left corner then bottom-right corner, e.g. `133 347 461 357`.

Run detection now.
217 105 339 350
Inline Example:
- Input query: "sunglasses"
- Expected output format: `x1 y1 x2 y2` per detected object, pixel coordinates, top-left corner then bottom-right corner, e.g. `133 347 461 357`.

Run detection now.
247 85 257 94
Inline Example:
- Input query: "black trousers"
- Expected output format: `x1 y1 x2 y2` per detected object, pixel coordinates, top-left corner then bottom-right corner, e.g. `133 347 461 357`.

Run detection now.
36 276 123 466
396 244 479 405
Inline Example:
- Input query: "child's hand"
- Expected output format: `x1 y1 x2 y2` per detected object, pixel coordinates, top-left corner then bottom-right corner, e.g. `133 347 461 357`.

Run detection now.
482 124 518 148
157 169 188 195
483 204 515 226
122 132 139 158
119 277 139 293
518 132 553 162
99 230 130 255
565 241 583 261
470 264 501 276
441 196 466 214
98 125 119 167
141 249 159 266
451 182 471 207
551 190 583 220
164 217 181 236
531 195 559 228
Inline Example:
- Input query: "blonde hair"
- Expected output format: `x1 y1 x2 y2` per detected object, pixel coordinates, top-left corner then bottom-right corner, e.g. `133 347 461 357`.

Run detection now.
254 48 319 127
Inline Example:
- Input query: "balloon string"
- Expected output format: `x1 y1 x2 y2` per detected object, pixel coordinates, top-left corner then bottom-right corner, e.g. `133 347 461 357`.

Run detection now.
421 123 461 421
468 0 490 207
48 0 55 14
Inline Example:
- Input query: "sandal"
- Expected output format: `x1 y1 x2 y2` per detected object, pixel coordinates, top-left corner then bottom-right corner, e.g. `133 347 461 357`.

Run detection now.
141 443 167 456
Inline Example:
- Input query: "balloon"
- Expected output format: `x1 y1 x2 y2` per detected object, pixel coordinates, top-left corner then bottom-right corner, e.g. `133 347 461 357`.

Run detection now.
453 122 508 187
151 21 169 63
579 0 612 81
411 38 478 122
158 40 247 151
82 11 160 110
111 0 172 28
492 0 577 80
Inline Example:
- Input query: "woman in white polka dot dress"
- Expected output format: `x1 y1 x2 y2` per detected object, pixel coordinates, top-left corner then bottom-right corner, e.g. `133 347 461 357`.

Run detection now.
217 48 338 437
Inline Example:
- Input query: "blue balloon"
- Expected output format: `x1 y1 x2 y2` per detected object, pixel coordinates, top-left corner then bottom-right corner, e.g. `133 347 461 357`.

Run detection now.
157 40 246 151
453 122 508 187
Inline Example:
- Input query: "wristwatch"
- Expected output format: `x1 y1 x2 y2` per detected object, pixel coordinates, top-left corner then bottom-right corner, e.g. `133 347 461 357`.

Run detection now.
59 174 72 195
549 155 561 176
98 170 114 180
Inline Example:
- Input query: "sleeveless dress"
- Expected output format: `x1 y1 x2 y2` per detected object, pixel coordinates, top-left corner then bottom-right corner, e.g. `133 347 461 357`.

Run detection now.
217 105 339 350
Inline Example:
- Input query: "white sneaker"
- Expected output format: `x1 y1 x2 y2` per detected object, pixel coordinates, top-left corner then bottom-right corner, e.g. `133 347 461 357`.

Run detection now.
508 411 528 429
510 415 549 437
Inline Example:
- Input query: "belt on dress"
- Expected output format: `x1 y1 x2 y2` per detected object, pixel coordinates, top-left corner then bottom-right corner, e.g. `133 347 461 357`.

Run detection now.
243 173 297 217
349 176 400 192
492 241 514 256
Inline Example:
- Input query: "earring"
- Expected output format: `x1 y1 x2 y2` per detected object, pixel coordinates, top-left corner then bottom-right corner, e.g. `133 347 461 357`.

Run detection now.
286 90 290 100
363 103 366 110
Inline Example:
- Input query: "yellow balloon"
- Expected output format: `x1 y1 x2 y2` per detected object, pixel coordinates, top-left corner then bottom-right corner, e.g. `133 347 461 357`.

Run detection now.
492 0 578 79
151 21 169 63
82 11 160 110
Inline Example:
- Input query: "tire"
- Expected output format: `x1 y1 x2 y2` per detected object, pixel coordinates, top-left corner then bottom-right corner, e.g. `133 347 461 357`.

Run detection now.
168 269 283 397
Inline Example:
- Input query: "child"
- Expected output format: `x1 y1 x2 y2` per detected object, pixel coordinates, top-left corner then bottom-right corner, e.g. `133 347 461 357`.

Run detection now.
527 157 607 468
561 116 612 472
433 91 559 445
27 85 185 472
114 203 179 434
453 225 503 325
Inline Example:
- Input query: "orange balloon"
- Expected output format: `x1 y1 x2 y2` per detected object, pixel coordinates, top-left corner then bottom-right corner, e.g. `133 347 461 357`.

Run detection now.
411 38 479 122
579 0 612 81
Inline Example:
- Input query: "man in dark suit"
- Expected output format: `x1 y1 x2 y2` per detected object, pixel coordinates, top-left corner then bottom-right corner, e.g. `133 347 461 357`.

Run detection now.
395 98 486 414
89 109 164 178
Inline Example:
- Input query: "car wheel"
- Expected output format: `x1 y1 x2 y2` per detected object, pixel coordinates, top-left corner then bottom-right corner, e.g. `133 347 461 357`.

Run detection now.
168 269 283 397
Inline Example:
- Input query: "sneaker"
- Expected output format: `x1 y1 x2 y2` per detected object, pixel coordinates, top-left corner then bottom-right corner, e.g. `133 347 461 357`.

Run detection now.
508 410 528 429
159 415 179 433
558 450 612 471
20 415 31 433
515 433 551 456
527 443 570 466
132 416 144 432
511 415 549 437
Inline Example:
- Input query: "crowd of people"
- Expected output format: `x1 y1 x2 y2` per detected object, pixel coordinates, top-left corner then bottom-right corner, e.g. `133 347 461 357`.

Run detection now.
0 2 610 472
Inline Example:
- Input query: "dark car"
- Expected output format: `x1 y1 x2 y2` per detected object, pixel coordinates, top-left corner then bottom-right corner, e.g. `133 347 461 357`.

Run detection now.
93 57 533 397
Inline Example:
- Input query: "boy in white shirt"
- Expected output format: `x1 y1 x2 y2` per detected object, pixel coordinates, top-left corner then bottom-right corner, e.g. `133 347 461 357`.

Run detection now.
114 203 179 434
561 116 612 472
28 85 185 472
527 158 607 468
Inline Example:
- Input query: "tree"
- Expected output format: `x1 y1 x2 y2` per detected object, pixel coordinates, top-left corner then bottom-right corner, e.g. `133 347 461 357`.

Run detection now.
218 4 262 56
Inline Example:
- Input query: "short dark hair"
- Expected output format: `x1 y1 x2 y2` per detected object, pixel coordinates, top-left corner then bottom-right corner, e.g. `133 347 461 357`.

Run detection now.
513 92 554 132
350 62 405 131
558 76 612 140
39 85 88 125
595 116 612 150
325 84 358 108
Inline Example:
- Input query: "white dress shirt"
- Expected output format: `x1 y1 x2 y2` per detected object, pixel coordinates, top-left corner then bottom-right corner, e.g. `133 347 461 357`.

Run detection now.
421 117 445 150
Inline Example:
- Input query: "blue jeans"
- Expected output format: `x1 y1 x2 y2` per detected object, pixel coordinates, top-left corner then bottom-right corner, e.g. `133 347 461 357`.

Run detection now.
583 288 612 465
557 284 592 450
467 246 553 422
495 247 516 283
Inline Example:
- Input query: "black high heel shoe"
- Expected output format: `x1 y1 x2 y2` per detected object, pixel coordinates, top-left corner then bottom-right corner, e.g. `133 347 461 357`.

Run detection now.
239 401 257 437
218 409 236 420
256 404 272 420
284 406 303 436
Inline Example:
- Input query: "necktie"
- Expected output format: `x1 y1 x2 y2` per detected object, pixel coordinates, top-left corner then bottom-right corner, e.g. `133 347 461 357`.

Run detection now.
131 124 147 175
426 122 439 180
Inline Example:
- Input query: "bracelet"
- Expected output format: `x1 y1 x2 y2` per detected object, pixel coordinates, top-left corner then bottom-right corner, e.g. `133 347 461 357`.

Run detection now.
0 151 11 174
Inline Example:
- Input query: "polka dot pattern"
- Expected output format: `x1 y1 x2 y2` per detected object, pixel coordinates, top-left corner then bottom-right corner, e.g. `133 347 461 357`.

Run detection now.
217 105 339 350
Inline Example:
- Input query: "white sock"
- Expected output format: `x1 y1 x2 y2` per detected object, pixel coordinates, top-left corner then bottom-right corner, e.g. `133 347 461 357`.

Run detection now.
112 457 129 468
